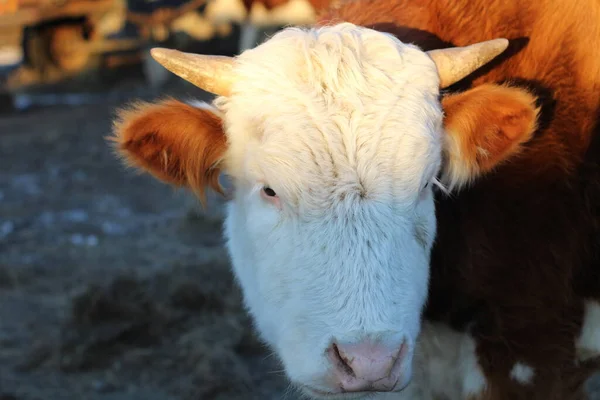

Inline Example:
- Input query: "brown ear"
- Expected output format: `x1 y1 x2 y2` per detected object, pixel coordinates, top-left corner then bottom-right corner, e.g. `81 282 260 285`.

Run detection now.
110 99 227 203
441 84 540 190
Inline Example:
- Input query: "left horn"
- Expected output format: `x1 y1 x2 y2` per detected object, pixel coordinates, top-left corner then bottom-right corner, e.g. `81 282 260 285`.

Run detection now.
150 48 236 97
427 38 509 88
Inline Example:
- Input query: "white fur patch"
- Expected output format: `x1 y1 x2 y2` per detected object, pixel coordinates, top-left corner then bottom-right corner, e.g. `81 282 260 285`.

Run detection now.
510 362 535 385
576 300 600 362
383 321 488 400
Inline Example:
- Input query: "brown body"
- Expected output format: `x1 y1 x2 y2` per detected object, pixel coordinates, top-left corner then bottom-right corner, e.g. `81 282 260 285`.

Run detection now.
318 0 600 398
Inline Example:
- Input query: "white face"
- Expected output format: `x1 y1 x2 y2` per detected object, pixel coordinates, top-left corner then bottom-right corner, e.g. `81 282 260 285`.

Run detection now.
216 24 444 398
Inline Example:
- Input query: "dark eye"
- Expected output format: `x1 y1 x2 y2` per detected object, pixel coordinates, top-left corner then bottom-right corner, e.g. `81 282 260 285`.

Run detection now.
263 187 277 197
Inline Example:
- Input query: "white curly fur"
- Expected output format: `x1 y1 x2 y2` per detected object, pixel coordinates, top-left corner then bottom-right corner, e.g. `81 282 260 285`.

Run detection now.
193 23 452 397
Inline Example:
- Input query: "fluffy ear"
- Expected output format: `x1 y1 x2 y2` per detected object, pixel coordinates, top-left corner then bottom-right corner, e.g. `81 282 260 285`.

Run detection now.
441 84 540 191
110 99 227 203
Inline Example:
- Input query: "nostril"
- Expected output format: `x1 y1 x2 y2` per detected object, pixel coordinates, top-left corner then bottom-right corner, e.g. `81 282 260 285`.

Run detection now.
331 342 355 378
326 339 407 393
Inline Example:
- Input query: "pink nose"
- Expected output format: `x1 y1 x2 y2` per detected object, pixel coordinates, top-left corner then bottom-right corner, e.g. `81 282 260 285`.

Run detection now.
327 339 407 392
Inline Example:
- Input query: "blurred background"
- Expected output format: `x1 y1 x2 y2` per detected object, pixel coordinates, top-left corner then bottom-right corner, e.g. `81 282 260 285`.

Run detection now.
0 0 323 398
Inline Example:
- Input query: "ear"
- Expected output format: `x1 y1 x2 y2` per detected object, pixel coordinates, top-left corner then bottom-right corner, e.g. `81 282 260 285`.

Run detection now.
441 84 540 191
110 99 227 204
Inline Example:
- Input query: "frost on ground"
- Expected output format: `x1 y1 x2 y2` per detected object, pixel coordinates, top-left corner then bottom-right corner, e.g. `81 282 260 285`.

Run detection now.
0 79 295 400
0 75 598 400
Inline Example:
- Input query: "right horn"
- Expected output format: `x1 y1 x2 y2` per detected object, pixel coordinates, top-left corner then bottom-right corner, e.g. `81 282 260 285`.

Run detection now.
427 38 509 88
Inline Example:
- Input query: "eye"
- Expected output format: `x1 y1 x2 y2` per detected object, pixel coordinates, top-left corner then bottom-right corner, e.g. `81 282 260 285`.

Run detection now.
260 185 281 209
263 186 277 197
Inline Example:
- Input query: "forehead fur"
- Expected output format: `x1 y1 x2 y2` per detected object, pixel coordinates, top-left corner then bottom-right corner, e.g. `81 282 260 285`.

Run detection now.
217 23 444 208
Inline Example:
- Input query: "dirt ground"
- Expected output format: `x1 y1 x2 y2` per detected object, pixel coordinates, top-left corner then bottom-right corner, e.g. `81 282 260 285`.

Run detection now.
0 65 599 400
0 70 299 400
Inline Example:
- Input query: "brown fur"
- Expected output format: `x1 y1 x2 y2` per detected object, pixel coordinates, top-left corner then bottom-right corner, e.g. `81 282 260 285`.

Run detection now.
110 99 227 205
316 0 600 398
441 84 540 187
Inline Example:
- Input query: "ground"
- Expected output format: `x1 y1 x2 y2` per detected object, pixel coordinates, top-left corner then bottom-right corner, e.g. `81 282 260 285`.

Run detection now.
0 66 598 400
0 71 297 400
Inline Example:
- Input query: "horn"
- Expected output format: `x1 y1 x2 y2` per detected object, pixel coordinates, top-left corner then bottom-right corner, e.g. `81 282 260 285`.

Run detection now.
150 48 236 96
427 39 509 88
